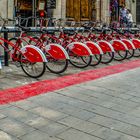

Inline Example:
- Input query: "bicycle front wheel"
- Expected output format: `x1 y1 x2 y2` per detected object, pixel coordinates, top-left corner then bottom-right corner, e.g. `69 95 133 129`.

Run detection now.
69 55 92 68
46 56 69 74
20 55 46 78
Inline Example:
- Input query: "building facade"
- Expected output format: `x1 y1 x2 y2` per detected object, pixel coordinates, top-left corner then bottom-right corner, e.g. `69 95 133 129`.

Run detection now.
0 0 137 24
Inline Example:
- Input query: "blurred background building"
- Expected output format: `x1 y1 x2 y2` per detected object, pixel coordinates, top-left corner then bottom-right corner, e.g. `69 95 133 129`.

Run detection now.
0 0 138 25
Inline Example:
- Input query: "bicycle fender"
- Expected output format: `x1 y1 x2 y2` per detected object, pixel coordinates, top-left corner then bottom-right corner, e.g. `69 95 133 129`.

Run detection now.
97 40 115 53
85 41 103 55
132 39 140 49
121 39 136 50
20 45 47 63
45 43 69 59
66 42 93 56
111 40 128 51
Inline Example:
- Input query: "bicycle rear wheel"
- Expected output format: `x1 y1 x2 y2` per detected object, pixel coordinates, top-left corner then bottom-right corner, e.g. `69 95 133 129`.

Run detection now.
46 55 69 74
90 54 102 66
20 55 46 78
114 50 127 61
133 49 140 57
68 49 92 68
101 52 114 64
126 49 134 59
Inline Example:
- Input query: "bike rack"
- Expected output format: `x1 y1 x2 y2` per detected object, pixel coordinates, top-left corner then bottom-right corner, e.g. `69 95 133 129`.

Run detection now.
0 26 139 66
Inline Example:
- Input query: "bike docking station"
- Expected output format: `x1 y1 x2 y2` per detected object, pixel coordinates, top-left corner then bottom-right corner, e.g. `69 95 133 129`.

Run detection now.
0 26 85 66
0 25 139 69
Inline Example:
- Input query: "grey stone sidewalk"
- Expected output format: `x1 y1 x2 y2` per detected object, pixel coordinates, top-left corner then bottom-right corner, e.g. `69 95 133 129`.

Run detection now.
1 67 140 140
0 57 131 90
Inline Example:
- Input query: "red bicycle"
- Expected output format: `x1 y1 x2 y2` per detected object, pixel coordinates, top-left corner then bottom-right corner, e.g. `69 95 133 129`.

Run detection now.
9 17 70 74
0 17 47 78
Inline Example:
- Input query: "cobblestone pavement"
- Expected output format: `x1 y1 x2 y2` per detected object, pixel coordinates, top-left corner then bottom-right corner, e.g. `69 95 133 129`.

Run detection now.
0 66 140 139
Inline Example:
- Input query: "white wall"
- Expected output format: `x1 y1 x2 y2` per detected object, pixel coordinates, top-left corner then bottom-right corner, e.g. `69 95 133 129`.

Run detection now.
53 0 66 19
0 0 14 55
8 0 14 19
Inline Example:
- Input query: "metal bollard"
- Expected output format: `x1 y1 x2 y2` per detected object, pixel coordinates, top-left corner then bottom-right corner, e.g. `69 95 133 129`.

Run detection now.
4 31 9 66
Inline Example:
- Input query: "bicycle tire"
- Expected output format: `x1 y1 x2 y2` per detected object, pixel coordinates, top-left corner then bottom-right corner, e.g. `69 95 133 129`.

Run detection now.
114 50 128 61
69 55 92 68
133 49 140 57
20 55 46 78
90 54 102 66
126 49 134 59
66 46 92 68
46 58 69 74
101 52 114 64
9 37 17 43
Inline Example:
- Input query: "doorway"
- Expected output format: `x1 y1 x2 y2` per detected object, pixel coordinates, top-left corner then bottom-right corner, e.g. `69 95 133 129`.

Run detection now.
66 0 94 22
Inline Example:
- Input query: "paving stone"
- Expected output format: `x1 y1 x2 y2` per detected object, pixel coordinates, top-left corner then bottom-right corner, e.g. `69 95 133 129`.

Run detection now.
29 106 69 121
89 115 140 138
39 122 69 136
85 101 140 127
114 122 140 138
0 104 12 110
63 86 116 101
128 107 140 117
58 91 115 108
125 91 140 97
69 109 97 120
47 101 97 120
57 86 139 112
109 98 139 108
0 131 17 140
58 116 101 133
2 106 39 123
56 128 102 140
118 135 140 140
129 97 140 103
91 127 140 140
58 116 84 127
11 100 39 110
0 118 35 137
19 130 61 140
89 115 120 128
0 112 7 119
110 104 134 113
25 117 53 129
116 93 133 100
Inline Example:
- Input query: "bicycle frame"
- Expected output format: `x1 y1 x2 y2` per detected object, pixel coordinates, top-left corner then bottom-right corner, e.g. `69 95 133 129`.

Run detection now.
0 37 23 62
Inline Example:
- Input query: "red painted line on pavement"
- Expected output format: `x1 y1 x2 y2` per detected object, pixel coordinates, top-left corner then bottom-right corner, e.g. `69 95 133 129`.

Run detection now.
1 59 140 104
